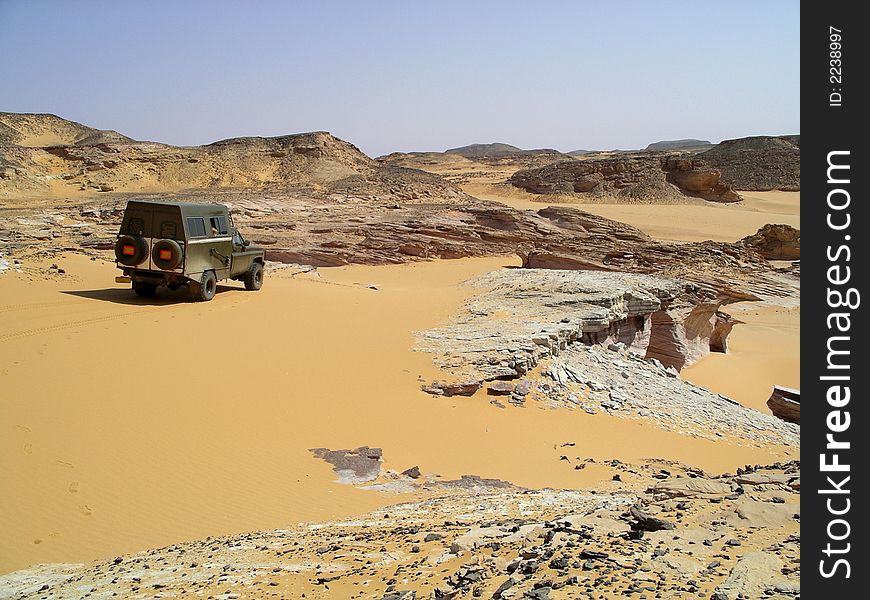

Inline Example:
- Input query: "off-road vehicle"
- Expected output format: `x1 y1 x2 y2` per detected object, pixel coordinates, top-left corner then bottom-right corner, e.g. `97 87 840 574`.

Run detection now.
114 200 265 301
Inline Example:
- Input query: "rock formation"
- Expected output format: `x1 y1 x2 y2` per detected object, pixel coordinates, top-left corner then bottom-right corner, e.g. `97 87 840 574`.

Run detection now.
416 269 799 446
443 142 567 161
0 112 133 147
380 143 574 173
767 386 800 423
0 113 468 203
444 142 527 158
0 460 800 599
697 135 800 191
741 224 800 260
415 269 687 381
2 191 799 315
644 139 713 152
509 154 740 203
647 298 735 370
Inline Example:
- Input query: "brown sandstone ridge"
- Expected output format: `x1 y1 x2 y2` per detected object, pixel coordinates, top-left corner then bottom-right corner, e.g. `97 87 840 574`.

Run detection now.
379 143 576 175
0 113 468 203
740 223 800 260
509 154 741 203
4 191 798 312
0 112 133 147
697 135 800 191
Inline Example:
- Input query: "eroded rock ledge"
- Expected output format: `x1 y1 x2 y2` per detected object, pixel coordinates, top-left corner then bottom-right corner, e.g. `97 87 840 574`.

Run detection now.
417 269 736 381
416 269 799 447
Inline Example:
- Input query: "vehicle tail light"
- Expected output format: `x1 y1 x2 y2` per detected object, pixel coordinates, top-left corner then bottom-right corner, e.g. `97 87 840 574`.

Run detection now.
159 249 172 260
122 245 136 256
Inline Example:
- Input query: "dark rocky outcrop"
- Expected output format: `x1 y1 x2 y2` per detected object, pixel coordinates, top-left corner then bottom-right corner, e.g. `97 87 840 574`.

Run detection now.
698 135 800 191
644 139 713 152
442 143 569 161
444 143 526 158
509 154 740 203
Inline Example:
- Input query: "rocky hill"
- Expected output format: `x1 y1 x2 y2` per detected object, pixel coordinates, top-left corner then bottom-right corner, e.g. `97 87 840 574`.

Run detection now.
442 143 567 160
0 114 468 203
698 135 800 191
644 139 713 152
0 112 132 147
509 154 740 203
445 142 526 157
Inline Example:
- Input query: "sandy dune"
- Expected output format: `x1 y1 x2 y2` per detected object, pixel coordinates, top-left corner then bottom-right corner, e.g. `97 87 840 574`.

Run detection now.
0 254 794 573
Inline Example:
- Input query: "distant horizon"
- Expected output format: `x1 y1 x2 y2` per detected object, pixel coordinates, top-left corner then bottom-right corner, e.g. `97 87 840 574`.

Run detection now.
1 109 800 158
0 1 799 157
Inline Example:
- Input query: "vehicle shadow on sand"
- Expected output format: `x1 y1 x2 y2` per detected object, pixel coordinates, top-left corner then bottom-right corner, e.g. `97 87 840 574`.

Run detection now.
62 284 242 306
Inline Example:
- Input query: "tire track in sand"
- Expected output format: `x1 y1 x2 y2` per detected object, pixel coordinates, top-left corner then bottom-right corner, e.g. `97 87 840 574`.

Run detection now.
0 307 162 343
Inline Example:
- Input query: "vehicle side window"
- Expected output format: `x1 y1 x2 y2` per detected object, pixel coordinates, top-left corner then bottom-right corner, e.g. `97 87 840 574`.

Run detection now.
209 216 229 235
186 217 207 238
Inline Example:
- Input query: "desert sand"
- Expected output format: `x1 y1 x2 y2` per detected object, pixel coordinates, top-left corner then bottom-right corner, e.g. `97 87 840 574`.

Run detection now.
469 186 800 243
0 115 801 596
0 252 795 573
682 304 800 412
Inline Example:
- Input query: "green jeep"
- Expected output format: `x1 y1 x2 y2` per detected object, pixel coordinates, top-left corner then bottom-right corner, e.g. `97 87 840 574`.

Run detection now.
114 200 265 301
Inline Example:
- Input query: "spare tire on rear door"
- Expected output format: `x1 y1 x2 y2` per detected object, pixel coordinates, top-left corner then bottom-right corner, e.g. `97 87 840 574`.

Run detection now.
114 235 149 266
152 239 184 270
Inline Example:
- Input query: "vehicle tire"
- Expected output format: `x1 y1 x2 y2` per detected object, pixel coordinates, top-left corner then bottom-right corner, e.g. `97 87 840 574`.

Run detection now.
152 239 184 270
192 271 217 302
244 262 264 291
115 235 149 266
132 282 158 297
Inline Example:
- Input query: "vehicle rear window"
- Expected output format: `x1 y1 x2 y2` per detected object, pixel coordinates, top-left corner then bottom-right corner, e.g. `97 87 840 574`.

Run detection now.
159 220 178 239
186 217 207 238
119 204 182 239
126 217 146 236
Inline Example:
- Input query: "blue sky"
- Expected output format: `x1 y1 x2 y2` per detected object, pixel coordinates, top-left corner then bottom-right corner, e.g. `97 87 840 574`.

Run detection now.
0 1 799 157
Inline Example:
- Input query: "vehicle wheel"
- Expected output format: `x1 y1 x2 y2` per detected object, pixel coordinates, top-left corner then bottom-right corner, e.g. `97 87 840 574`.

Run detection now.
132 282 158 297
115 235 149 266
152 239 184 270
192 271 217 302
244 262 264 291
